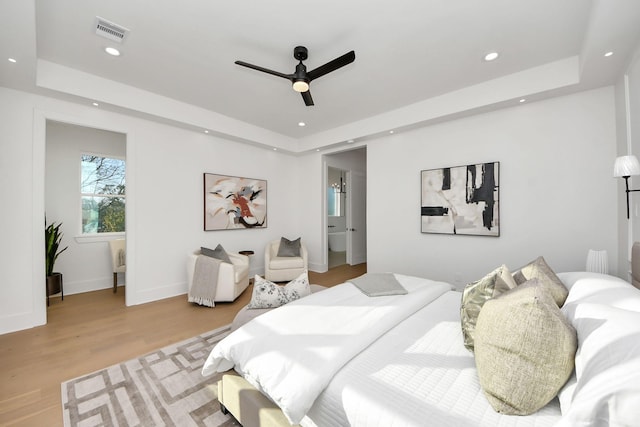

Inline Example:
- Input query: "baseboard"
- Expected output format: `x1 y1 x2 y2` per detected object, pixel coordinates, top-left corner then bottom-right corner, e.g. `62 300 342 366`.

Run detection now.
0 310 46 335
60 276 119 296
131 281 188 305
308 262 328 273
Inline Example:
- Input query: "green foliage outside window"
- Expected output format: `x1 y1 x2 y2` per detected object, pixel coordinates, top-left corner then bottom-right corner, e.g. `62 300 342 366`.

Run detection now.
81 155 126 233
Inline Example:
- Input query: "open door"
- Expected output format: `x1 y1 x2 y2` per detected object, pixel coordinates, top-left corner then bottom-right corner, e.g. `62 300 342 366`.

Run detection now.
347 171 366 265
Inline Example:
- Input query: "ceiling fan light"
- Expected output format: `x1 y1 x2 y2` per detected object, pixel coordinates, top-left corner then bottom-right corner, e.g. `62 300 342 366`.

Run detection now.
292 80 309 92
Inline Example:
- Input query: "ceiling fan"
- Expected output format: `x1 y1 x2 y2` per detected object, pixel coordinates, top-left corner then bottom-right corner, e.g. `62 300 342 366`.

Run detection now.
234 46 356 106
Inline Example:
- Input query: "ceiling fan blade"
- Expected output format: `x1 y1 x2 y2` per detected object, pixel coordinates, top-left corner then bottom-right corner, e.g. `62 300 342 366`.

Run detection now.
234 61 292 80
301 90 314 106
307 51 355 81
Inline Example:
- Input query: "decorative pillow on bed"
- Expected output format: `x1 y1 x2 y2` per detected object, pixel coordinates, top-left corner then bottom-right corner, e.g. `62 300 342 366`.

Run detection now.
556 303 640 426
201 244 232 264
349 273 407 297
247 270 311 309
512 256 568 306
460 264 516 352
474 280 577 416
277 237 301 257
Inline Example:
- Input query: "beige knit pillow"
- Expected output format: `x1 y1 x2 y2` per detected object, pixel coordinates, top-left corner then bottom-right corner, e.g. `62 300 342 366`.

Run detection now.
474 280 577 415
513 256 568 306
460 265 517 352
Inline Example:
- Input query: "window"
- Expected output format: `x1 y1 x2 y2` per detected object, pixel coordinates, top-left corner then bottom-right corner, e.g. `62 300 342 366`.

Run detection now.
81 154 125 234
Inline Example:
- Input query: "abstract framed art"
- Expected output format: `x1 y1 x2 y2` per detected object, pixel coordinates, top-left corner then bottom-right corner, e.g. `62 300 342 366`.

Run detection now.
421 162 499 236
203 173 267 230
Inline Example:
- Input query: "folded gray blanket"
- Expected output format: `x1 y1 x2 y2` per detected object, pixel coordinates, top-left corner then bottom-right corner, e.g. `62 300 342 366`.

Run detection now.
349 273 408 297
189 255 221 307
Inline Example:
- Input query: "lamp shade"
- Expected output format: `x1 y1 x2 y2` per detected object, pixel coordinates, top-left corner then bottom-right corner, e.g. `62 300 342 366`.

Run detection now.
613 155 640 177
586 249 608 274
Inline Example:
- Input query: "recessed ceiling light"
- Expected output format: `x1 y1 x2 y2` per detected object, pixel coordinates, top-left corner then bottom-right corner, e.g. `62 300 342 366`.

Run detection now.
92 102 99 107
273 148 277 151
105 47 121 56
604 51 614 57
8 58 17 63
204 130 209 134
389 130 394 134
484 52 499 62
519 98 526 103
298 122 306 127
316 149 320 152
347 139 355 144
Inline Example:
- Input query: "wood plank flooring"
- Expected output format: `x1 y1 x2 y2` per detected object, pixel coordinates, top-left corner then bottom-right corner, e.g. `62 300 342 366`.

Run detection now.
0 263 366 427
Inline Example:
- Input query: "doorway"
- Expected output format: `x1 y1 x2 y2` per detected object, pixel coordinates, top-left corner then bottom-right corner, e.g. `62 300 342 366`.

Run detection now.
45 121 127 302
325 147 367 270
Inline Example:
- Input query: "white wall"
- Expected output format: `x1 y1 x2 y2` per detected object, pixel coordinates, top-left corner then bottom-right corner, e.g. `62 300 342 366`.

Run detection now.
0 88 46 333
0 87 302 335
0 84 621 335
45 121 126 295
627 53 640 246
366 87 618 289
614 50 640 280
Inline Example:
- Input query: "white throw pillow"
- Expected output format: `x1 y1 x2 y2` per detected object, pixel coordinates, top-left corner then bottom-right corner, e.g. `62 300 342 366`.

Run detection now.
247 271 311 309
557 303 640 426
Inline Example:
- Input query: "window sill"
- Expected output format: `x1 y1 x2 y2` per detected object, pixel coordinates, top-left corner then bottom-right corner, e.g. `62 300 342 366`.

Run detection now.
75 232 125 244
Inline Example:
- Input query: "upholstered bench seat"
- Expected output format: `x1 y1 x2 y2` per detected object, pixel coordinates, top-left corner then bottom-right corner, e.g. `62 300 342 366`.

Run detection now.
231 284 327 332
218 374 297 427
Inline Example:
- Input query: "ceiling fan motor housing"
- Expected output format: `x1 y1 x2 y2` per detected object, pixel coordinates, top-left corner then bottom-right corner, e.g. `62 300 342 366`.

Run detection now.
294 46 308 61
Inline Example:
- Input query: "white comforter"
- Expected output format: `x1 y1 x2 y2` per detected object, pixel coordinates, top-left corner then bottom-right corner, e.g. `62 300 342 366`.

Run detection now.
201 274 452 424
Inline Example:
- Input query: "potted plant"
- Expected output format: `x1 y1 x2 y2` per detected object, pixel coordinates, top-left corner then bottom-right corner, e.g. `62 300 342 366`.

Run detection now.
45 219 68 305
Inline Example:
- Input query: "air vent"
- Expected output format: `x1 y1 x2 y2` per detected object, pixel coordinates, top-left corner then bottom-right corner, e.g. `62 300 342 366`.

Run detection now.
95 16 129 43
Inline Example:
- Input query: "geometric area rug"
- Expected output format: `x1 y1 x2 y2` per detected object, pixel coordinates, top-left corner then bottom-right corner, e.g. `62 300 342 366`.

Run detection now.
61 325 240 427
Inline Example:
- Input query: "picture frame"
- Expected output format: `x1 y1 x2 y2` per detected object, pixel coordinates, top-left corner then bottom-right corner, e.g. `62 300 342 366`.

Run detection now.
203 173 267 231
421 162 499 236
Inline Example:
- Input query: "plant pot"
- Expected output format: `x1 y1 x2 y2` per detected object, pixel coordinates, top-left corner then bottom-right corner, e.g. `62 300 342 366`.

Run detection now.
46 272 64 306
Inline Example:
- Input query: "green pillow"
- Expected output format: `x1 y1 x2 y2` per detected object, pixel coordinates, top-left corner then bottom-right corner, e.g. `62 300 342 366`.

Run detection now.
460 265 516 352
474 280 577 415
513 256 568 306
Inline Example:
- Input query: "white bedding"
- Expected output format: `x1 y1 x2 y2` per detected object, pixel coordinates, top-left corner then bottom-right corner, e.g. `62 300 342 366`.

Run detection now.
205 270 640 427
202 274 453 424
302 291 561 427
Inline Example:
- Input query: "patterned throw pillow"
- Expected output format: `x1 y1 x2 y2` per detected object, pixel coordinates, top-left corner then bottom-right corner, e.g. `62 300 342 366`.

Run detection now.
117 249 126 267
460 265 516 352
247 270 311 309
277 237 301 257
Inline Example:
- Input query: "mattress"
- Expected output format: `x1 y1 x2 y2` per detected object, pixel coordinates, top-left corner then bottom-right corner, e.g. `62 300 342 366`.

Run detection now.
301 290 562 427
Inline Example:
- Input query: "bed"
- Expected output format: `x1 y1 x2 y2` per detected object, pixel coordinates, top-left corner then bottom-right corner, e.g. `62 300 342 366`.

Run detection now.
202 254 640 427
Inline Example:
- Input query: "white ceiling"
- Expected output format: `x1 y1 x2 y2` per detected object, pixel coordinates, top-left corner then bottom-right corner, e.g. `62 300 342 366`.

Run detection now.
2 0 640 152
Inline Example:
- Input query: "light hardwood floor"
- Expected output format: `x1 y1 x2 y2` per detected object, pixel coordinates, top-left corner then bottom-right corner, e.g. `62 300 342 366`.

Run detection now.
0 263 366 427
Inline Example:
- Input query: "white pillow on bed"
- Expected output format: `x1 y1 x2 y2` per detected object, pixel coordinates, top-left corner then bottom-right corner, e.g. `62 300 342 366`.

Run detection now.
556 303 640 426
556 271 640 311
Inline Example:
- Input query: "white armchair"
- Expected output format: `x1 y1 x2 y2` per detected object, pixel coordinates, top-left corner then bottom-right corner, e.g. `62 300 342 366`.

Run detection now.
264 239 308 282
186 250 250 302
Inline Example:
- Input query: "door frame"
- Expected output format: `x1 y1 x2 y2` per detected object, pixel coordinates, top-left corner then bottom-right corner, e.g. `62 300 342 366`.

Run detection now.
34 109 135 326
